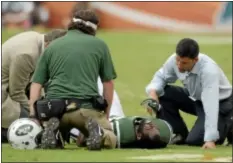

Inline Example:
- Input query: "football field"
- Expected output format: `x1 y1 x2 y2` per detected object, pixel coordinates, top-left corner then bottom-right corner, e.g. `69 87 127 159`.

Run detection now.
1 29 232 162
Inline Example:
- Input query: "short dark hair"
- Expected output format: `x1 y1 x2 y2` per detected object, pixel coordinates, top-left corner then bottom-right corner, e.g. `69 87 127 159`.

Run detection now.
68 9 99 36
136 134 166 149
176 38 199 59
44 29 67 43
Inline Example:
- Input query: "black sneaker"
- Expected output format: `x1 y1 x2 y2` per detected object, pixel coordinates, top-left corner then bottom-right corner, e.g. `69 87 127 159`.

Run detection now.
85 118 102 150
40 117 60 149
170 134 183 145
56 131 65 149
1 128 8 143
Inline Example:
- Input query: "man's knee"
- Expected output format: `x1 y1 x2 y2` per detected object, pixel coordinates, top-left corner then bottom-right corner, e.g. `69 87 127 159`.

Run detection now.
185 123 204 146
102 129 117 149
185 135 203 146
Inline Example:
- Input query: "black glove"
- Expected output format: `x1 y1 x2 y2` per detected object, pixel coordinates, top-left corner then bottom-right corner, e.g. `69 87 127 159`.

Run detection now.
141 98 162 114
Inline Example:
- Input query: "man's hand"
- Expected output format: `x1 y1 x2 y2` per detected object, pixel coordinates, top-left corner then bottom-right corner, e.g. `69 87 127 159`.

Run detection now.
141 98 161 115
202 141 216 149
29 103 40 125
29 82 43 125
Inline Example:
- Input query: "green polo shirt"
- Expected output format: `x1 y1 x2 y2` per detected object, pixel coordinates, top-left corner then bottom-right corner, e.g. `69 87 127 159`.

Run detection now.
32 30 117 99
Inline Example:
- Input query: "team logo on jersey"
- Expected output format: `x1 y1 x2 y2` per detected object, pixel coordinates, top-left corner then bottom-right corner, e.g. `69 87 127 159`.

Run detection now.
15 124 33 136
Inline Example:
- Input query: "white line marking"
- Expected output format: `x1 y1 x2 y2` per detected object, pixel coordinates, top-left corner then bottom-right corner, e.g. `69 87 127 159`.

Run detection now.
129 154 232 162
130 154 203 160
91 2 232 33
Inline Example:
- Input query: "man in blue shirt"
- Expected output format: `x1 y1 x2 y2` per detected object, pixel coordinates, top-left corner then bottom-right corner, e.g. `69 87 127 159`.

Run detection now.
143 38 232 149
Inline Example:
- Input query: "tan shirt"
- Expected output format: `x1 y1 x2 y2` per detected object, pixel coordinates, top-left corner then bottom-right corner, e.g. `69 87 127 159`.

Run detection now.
2 31 44 128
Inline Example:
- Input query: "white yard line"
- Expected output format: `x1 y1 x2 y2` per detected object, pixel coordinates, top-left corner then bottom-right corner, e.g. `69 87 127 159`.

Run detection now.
128 154 232 162
91 2 232 33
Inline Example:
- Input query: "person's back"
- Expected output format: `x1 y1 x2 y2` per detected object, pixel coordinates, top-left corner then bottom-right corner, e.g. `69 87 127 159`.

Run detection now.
30 9 117 150
2 31 42 87
44 30 108 99
1 31 43 130
198 54 232 94
1 29 66 139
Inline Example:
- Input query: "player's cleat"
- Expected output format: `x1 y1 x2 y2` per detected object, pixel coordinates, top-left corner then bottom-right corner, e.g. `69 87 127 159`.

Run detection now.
170 134 183 145
40 117 61 149
85 118 102 150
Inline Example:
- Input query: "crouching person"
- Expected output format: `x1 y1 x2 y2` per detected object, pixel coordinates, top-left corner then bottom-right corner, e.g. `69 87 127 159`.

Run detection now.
28 9 117 150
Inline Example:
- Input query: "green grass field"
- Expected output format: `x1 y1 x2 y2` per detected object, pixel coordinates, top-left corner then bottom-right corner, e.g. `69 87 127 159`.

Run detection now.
1 29 232 162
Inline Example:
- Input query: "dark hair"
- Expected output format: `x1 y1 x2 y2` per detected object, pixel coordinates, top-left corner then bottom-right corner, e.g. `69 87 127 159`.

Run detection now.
44 29 67 43
136 134 166 149
136 119 167 149
70 2 90 17
176 38 199 59
68 9 99 36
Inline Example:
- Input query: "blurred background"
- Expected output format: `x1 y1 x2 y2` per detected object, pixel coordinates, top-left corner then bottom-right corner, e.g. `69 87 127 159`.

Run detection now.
1 1 232 33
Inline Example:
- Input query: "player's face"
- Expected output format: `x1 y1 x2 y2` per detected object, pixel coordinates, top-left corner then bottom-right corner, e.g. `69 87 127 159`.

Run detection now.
142 122 160 139
176 55 198 72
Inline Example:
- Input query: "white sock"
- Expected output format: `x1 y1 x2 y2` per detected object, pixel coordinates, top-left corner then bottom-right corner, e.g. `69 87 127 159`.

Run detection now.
70 128 80 137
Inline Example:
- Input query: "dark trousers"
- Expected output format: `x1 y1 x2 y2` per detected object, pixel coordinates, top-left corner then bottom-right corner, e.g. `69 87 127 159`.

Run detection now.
1 106 29 143
157 85 232 146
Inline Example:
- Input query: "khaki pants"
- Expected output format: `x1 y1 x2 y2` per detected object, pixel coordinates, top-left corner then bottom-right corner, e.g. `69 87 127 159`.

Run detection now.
60 108 116 149
2 95 21 128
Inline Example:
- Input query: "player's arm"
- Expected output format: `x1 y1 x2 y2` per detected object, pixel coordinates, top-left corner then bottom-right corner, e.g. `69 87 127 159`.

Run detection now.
99 42 117 119
29 49 49 117
201 66 220 148
145 54 178 100
9 54 34 110
143 54 178 114
103 81 114 119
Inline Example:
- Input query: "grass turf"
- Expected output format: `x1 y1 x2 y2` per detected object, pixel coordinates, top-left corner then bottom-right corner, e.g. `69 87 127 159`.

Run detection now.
1 28 232 162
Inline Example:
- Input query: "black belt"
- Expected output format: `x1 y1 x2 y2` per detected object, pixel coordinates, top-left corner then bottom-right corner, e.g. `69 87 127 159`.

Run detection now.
220 93 232 103
63 98 92 106
35 98 98 121
39 97 105 113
